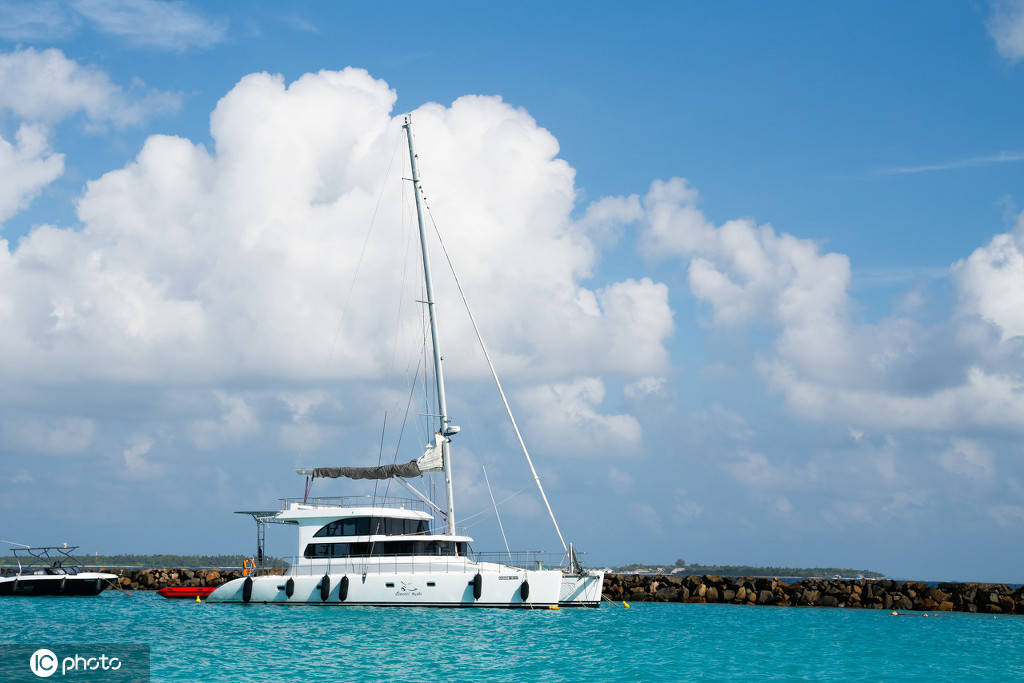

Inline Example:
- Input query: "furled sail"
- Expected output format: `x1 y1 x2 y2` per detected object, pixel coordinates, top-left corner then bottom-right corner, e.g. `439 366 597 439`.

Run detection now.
296 434 445 480
416 433 444 472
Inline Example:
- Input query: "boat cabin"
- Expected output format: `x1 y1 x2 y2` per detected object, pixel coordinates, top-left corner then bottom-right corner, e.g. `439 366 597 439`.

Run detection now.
276 498 472 563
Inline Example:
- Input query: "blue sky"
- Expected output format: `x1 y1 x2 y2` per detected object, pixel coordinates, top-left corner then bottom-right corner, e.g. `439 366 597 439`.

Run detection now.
1 1 1024 582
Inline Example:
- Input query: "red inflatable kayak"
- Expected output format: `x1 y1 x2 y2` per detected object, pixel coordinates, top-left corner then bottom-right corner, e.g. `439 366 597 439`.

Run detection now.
157 586 216 599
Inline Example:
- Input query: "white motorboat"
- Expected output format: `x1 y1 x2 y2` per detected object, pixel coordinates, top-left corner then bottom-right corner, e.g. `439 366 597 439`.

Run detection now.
0 544 117 597
208 118 603 608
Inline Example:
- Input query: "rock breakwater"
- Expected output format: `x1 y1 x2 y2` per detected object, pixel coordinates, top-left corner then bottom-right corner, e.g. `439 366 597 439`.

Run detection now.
90 568 1022 614
96 568 284 591
602 574 1024 614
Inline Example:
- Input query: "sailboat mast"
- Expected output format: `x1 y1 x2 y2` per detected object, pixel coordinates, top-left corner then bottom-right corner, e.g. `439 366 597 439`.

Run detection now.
403 117 457 536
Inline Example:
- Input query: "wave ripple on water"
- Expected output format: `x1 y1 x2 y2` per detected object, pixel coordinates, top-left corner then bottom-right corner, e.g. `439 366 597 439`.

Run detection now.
2 592 1023 681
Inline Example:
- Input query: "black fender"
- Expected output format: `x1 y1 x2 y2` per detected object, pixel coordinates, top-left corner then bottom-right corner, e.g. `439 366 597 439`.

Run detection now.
285 578 294 598
320 575 331 602
473 573 483 600
520 580 530 601
242 576 253 603
339 575 349 602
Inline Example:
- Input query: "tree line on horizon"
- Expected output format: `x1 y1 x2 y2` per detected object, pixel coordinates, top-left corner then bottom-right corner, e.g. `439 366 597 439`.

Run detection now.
611 560 884 579
0 553 288 569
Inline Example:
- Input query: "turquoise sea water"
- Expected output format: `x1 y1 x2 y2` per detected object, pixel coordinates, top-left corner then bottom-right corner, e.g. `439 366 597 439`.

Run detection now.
2 592 1024 681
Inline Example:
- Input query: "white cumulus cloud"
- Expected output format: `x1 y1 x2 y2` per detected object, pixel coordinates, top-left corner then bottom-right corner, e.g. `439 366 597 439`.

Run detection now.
988 0 1024 61
575 193 643 245
953 216 1024 341
639 175 1024 434
518 377 643 455
0 68 673 395
0 47 181 127
0 124 64 224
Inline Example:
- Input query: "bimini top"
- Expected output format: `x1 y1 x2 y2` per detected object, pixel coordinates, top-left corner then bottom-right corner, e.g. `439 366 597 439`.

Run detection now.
296 435 445 481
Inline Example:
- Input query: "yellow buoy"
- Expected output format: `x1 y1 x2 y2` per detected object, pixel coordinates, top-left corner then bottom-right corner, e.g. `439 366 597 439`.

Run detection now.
623 602 630 609
548 605 559 610
196 596 201 603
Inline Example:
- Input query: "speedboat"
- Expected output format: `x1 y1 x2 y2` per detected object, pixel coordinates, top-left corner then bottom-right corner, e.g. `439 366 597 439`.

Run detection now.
0 544 117 596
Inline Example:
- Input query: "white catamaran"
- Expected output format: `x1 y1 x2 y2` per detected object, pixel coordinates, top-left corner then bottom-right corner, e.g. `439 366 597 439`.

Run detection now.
208 118 603 608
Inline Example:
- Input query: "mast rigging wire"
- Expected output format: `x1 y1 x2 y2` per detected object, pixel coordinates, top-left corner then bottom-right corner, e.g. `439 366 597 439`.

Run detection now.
422 204 569 553
482 465 512 562
457 482 533 526
371 412 388 505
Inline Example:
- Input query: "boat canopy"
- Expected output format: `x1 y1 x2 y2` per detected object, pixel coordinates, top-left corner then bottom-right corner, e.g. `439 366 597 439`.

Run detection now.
297 434 445 481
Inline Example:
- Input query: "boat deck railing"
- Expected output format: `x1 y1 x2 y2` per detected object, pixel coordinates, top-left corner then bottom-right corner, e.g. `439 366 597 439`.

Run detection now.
280 556 480 577
470 551 581 570
5 545 86 574
278 496 437 515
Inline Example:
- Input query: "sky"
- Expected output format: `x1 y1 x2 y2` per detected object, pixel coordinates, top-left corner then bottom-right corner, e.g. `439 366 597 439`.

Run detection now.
0 1 1023 582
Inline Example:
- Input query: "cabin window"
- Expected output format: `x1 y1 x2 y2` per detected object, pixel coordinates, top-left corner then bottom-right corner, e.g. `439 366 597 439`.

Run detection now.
304 543 326 558
314 520 343 537
386 518 421 535
313 516 429 538
302 540 458 558
304 543 351 558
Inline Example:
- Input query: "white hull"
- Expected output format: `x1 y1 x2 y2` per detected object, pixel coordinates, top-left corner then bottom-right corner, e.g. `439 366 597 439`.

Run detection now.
208 564 564 608
0 571 117 596
560 571 604 608
218 502 604 608
209 568 605 608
